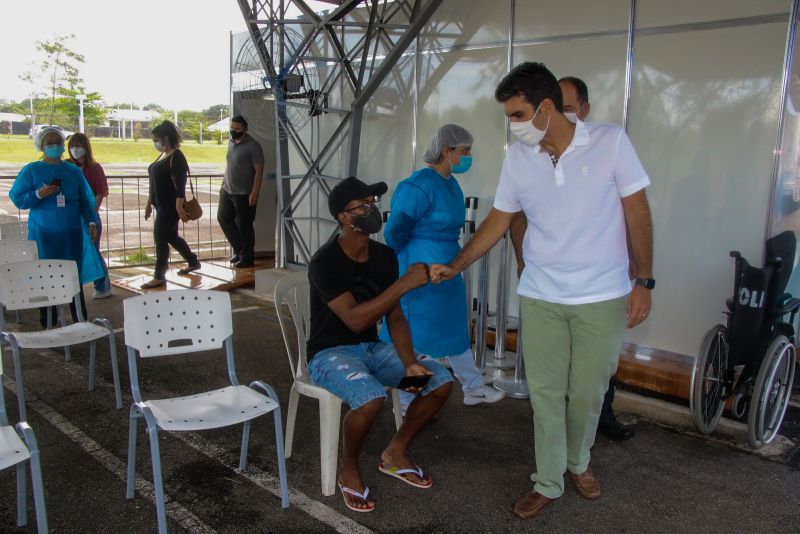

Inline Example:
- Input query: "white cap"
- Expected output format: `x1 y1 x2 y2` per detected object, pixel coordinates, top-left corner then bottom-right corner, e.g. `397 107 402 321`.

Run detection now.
34 126 65 152
422 124 473 164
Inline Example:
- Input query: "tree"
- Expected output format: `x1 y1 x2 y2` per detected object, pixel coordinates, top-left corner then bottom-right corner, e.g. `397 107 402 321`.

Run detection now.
19 34 106 129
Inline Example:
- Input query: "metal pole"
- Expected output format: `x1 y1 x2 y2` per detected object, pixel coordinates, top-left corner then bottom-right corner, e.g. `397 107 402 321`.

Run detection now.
474 252 490 371
486 231 515 371
463 196 478 330
494 301 529 398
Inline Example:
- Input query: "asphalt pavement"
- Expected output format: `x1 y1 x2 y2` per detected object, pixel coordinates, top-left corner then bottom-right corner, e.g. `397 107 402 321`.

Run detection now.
0 285 798 533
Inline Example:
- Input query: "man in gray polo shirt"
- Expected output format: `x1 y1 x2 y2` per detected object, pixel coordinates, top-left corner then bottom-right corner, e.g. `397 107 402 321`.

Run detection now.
217 115 264 268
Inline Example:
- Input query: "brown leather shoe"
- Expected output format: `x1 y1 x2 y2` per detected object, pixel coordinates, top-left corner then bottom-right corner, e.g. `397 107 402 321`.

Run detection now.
570 467 601 499
512 491 553 519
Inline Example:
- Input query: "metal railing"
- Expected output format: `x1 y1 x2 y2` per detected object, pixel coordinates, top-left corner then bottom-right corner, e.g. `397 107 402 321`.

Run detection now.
0 175 231 269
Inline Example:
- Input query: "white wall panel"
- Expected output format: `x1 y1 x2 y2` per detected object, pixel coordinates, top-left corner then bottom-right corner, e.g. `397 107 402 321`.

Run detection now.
515 0 629 39
513 37 628 124
636 0 790 28
626 23 787 356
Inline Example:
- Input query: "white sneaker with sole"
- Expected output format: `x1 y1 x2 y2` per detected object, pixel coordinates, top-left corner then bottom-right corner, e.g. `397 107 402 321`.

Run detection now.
463 385 506 406
93 289 113 299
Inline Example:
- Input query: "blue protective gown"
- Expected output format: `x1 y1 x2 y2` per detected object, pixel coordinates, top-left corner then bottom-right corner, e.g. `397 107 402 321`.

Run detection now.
379 167 469 358
10 160 103 284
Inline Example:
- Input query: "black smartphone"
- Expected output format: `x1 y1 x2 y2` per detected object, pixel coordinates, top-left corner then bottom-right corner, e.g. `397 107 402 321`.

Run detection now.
397 374 431 390
51 178 62 187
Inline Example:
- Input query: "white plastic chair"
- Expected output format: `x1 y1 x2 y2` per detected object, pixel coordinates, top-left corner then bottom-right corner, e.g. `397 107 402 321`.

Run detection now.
0 259 123 421
123 289 289 534
0 344 48 533
274 271 403 497
0 222 28 241
0 240 39 327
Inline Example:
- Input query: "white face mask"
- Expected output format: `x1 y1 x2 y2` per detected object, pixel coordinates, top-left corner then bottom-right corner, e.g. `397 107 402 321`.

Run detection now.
564 112 578 123
154 140 165 152
509 103 549 145
70 146 87 159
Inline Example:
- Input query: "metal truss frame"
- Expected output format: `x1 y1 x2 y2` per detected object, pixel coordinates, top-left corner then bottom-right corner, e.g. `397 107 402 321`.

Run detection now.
236 0 443 267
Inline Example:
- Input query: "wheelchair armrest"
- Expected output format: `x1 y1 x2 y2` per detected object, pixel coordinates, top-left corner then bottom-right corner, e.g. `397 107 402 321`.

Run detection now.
772 297 800 316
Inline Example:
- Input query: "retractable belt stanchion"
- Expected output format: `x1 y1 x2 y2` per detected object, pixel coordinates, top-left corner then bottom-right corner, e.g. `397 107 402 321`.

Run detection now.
493 301 530 398
463 197 478 330
485 231 516 374
474 251 490 372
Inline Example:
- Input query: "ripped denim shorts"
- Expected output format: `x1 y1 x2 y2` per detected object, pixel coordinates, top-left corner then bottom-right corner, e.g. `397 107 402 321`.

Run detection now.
307 341 453 409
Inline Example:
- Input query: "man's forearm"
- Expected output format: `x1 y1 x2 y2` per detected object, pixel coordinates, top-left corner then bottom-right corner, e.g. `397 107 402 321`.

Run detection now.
624 194 653 278
337 277 415 333
509 211 526 271
385 307 417 366
450 208 513 273
251 175 262 197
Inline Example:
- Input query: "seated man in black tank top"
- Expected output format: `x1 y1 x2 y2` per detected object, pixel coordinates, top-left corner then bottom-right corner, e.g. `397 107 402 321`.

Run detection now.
307 177 453 513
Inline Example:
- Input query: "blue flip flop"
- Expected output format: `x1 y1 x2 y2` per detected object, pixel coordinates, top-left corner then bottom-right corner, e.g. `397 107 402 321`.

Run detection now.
337 481 374 513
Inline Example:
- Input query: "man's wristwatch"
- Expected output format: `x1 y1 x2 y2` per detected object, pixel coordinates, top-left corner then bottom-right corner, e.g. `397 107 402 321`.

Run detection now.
634 278 656 289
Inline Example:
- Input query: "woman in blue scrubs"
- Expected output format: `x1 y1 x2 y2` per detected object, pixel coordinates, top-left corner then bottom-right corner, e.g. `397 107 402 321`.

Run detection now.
10 126 103 325
381 124 505 408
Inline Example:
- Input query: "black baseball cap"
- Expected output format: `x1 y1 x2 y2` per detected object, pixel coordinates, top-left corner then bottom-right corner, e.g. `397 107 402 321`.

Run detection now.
328 176 388 218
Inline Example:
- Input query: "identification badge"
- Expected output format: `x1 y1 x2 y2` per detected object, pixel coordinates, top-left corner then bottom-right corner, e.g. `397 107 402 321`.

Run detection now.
56 194 66 208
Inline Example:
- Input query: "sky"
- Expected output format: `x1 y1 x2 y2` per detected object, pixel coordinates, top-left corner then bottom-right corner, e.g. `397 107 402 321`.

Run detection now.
0 0 331 112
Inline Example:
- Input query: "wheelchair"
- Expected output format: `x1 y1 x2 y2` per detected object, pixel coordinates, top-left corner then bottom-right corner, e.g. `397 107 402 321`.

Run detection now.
690 230 800 448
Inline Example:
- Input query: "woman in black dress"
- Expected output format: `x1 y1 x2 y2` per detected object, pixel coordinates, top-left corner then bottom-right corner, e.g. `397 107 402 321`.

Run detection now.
141 121 200 289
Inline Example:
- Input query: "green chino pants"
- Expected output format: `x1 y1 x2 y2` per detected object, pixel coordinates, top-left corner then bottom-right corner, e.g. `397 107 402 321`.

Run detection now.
520 295 628 499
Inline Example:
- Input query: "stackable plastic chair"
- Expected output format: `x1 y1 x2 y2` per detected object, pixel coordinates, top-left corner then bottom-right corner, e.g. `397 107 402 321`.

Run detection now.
0 240 39 327
0 347 48 533
123 289 289 534
274 271 403 496
0 259 123 421
0 222 28 241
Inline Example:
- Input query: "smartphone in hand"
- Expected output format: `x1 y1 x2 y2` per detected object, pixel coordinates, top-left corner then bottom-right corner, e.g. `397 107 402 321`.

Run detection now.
397 374 431 390
51 178 62 187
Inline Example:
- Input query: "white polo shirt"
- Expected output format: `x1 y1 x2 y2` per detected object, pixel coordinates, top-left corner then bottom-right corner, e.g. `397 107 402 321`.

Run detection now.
494 120 650 305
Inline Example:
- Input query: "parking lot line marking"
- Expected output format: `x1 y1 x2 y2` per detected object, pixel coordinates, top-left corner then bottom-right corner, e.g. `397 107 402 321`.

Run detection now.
28 345 375 534
2 376 217 534
175 431 375 534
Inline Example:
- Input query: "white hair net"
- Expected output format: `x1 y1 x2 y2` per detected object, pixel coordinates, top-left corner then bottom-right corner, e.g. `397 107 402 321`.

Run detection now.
33 126 65 152
422 124 473 164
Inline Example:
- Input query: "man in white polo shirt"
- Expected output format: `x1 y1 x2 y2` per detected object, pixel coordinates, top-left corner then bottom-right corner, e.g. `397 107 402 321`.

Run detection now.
430 62 654 519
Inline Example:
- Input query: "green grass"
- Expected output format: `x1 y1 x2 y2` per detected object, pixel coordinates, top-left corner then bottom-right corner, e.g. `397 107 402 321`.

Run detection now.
0 135 228 165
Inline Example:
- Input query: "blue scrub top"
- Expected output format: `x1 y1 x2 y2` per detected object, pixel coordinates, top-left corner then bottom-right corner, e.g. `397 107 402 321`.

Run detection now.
380 167 469 358
10 160 103 284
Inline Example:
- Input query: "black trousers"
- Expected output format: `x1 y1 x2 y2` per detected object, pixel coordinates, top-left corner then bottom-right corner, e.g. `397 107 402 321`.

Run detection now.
217 189 256 262
39 288 87 328
153 206 197 279
599 378 617 425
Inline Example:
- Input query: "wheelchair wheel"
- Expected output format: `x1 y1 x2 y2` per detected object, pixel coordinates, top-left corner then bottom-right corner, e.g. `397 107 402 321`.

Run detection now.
747 335 796 448
690 324 728 434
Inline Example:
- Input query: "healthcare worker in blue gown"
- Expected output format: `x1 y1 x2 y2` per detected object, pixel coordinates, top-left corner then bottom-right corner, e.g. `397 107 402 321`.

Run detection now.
381 124 505 409
10 126 104 326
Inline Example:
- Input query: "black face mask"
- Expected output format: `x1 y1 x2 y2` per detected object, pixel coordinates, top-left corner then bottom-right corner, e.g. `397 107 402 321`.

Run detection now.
230 130 244 140
350 208 383 234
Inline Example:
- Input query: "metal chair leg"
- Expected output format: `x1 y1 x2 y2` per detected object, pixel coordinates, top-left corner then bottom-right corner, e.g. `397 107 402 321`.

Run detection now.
108 333 122 409
16 462 26 527
239 420 251 472
88 340 97 391
126 409 140 500
146 423 168 534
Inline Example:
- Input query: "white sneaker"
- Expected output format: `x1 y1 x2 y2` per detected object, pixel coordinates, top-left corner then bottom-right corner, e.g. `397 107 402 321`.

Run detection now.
92 289 113 299
463 385 506 406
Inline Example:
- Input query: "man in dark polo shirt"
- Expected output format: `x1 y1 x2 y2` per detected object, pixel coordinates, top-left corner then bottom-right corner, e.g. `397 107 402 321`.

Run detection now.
307 176 453 513
217 115 264 268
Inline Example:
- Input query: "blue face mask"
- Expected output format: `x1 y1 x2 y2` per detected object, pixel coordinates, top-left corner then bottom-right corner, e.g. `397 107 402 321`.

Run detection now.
43 145 64 159
451 155 473 174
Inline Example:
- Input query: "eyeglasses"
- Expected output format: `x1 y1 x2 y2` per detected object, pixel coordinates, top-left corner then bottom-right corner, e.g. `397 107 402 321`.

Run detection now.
344 197 380 214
